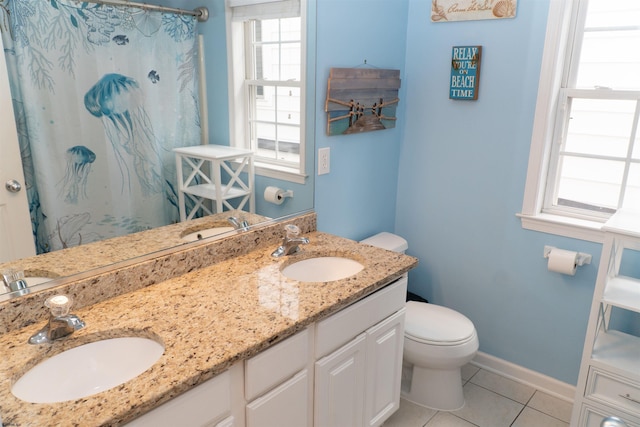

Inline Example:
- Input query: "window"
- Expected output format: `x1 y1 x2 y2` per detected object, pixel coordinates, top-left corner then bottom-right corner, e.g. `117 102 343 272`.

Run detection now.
521 0 640 241
226 0 307 183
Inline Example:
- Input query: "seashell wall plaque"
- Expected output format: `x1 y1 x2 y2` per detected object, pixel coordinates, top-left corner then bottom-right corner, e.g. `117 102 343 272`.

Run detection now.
432 0 517 22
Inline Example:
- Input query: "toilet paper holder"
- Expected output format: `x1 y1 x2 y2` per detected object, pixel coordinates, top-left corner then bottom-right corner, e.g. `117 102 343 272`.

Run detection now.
543 246 592 266
264 186 294 205
279 189 293 199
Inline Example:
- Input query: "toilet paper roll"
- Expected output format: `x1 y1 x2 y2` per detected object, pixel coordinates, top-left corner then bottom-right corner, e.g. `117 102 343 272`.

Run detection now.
547 248 578 275
264 186 285 205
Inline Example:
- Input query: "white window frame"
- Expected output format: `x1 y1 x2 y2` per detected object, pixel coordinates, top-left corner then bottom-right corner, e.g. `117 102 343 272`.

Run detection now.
226 0 308 184
519 0 640 243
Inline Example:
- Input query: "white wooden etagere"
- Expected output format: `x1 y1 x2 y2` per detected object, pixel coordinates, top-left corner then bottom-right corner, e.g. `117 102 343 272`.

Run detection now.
571 210 640 427
173 145 255 221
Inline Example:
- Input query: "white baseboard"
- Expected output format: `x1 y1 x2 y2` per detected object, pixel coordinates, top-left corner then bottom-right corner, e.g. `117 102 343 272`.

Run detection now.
471 351 576 403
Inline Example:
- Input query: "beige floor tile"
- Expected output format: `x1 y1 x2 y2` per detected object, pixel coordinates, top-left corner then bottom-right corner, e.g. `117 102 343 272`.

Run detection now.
453 382 524 427
512 407 569 427
527 391 573 423
390 367 575 427
461 363 480 382
383 398 437 427
469 369 536 404
425 412 478 426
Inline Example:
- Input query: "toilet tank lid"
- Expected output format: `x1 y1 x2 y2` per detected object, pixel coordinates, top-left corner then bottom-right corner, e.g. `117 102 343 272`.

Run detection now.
360 232 408 252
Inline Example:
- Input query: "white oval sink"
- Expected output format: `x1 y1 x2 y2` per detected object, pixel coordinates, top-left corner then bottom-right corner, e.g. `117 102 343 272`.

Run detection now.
181 226 235 242
281 257 364 282
12 337 164 403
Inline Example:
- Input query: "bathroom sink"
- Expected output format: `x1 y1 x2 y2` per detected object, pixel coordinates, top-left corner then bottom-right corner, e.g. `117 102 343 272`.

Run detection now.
12 337 164 403
181 226 235 242
281 257 364 282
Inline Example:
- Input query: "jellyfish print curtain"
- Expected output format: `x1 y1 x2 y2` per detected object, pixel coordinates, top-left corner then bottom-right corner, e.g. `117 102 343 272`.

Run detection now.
0 0 201 253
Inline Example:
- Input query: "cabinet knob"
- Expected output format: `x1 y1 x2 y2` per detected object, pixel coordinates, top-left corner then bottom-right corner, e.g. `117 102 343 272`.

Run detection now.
601 416 628 427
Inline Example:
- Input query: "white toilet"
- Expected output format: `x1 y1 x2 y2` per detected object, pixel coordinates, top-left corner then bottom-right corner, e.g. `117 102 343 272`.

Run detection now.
361 232 479 411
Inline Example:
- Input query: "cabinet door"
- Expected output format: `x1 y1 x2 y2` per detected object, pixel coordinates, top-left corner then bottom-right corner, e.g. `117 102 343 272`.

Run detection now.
315 333 367 427
365 309 406 427
246 370 310 427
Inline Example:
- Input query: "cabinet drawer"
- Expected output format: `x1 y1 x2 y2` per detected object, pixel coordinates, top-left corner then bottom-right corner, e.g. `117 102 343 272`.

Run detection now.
315 276 407 358
580 402 640 427
245 327 310 401
126 370 231 427
586 368 640 416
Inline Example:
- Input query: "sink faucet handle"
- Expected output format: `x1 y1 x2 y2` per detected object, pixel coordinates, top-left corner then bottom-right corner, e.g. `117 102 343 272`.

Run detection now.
271 225 309 257
2 268 28 292
45 295 73 317
29 294 84 344
285 224 301 239
2 268 22 284
228 216 250 231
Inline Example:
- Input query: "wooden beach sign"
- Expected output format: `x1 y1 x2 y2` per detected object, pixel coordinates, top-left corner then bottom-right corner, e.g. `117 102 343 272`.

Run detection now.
325 68 401 136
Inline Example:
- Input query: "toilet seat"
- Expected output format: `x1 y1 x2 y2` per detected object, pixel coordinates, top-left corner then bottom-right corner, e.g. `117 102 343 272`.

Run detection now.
405 301 476 346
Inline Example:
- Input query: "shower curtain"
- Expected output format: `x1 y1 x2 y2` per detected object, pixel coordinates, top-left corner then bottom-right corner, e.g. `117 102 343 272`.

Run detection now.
0 0 201 253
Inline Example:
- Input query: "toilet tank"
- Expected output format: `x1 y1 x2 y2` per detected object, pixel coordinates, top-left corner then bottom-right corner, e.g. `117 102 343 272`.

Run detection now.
360 232 408 253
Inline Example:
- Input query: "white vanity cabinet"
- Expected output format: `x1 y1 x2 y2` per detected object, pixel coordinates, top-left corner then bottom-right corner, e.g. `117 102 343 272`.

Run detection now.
314 276 407 427
571 211 640 427
244 275 406 427
126 275 407 427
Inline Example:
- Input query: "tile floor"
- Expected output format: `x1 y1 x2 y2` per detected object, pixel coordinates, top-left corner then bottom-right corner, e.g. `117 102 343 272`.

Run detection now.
383 364 573 427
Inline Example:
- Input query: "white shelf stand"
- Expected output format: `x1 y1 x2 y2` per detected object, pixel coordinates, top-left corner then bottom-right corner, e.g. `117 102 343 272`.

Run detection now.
571 210 640 426
174 145 255 221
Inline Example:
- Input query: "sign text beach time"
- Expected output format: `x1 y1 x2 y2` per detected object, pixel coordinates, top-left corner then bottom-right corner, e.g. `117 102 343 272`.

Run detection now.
449 46 482 100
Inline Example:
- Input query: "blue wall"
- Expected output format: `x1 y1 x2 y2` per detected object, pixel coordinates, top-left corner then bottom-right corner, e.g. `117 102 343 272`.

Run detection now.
314 0 409 238
178 0 601 385
315 0 603 385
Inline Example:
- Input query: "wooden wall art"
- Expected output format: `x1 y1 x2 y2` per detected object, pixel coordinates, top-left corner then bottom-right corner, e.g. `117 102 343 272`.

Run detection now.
325 67 401 136
450 46 482 100
432 0 517 22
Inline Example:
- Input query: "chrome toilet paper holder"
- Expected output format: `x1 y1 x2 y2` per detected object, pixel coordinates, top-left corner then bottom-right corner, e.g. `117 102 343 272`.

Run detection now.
543 245 592 266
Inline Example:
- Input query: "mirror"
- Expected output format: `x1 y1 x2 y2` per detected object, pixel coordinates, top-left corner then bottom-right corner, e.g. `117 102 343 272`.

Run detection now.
0 0 316 297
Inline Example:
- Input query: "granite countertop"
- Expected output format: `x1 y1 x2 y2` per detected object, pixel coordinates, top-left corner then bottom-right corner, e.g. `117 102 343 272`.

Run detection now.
0 210 269 283
0 231 417 427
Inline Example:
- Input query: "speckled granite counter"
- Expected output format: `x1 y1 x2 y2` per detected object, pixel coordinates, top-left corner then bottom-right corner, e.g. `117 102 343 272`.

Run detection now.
0 213 317 334
0 230 417 426
0 210 269 286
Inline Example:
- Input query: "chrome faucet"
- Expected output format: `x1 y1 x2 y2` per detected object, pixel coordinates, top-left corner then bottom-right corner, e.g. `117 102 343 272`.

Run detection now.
29 295 85 345
228 216 249 232
2 268 29 297
271 224 309 257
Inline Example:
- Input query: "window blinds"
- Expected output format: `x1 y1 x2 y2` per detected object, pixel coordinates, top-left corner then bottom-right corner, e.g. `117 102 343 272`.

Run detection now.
229 0 300 21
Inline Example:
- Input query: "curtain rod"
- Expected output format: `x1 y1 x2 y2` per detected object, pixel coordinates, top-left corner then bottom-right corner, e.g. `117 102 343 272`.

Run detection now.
81 1 209 22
